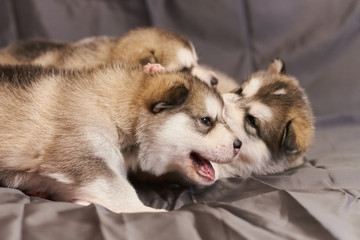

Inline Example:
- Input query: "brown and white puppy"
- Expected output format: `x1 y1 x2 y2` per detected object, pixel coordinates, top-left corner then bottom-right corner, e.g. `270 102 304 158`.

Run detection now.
0 63 240 213
215 59 314 178
0 27 226 89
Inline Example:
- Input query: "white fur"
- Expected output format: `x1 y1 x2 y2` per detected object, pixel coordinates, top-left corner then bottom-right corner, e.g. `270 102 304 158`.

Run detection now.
138 111 237 185
215 138 271 178
205 95 222 120
219 93 272 178
177 48 196 68
191 64 240 93
165 47 196 72
76 36 104 45
273 88 287 95
138 113 191 175
243 77 262 98
83 126 126 176
75 177 162 213
46 173 74 184
191 65 215 86
33 52 56 66
249 101 273 122
7 174 24 188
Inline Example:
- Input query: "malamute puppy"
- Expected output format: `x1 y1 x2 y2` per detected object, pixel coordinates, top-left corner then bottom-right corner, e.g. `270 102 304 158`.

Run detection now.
0 63 241 213
0 27 225 88
214 59 314 179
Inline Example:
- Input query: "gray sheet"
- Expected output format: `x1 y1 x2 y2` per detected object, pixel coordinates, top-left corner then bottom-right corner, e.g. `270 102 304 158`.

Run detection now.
0 1 359 239
1 123 359 240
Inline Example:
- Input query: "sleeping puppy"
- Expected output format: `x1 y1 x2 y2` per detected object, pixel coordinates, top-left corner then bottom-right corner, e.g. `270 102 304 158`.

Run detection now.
0 27 227 89
0 63 241 213
214 59 314 178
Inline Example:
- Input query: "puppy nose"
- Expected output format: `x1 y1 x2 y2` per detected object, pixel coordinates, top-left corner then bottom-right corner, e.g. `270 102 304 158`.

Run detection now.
210 77 218 87
233 139 242 153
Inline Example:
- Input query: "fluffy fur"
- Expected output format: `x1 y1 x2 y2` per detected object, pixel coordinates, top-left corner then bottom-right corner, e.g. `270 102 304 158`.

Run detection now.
191 64 240 93
0 28 313 181
0 27 238 89
214 59 314 178
0 63 240 213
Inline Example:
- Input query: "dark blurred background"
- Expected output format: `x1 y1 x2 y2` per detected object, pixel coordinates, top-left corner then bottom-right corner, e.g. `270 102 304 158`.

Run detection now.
1 0 359 126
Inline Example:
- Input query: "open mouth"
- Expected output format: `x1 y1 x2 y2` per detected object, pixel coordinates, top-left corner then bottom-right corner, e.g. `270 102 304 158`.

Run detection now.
190 152 215 182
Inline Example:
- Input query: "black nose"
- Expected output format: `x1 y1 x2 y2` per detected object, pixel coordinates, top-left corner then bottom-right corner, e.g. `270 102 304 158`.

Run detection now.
210 76 218 86
233 139 242 153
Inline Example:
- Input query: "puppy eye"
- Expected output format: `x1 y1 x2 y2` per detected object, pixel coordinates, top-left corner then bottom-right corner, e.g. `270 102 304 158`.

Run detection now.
246 115 256 128
234 88 243 96
200 117 212 126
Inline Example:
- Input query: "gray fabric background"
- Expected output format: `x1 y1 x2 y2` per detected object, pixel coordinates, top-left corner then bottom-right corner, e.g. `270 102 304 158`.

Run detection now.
0 1 359 239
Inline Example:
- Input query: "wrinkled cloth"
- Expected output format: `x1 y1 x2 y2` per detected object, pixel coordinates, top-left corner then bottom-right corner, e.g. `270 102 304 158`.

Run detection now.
2 125 360 240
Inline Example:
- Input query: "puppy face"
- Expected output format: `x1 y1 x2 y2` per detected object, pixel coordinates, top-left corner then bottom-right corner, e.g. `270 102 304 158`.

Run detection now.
219 59 314 178
135 73 240 185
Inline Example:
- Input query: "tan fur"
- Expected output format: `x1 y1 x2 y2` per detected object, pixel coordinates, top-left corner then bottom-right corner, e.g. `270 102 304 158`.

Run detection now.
0 27 237 89
0 63 239 213
0 28 192 68
0 27 196 71
215 59 314 178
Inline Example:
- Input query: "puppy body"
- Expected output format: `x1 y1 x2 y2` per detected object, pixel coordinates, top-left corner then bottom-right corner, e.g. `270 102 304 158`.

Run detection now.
0 28 196 69
0 27 236 89
214 59 314 178
0 63 239 212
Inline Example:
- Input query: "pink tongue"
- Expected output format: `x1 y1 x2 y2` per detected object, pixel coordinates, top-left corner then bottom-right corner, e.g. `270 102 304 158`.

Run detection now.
196 157 215 181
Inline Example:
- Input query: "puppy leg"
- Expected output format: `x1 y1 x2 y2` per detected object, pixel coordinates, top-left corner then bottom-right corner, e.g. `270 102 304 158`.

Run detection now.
73 174 166 213
143 63 165 75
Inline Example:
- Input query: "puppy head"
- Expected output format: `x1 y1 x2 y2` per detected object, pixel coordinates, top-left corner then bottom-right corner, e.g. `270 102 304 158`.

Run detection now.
115 27 225 89
136 73 240 185
219 59 314 178
115 28 196 71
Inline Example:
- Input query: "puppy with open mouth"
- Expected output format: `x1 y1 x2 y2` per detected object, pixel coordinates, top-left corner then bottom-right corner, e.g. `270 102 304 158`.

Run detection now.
0 63 241 213
130 59 314 184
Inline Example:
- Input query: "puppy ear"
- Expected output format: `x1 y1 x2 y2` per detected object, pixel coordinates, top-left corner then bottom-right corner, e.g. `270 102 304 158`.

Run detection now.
281 121 300 155
151 84 189 113
268 58 286 74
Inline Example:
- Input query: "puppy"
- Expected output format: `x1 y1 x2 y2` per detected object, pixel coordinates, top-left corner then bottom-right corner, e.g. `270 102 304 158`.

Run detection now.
0 63 241 213
0 27 227 89
214 59 314 178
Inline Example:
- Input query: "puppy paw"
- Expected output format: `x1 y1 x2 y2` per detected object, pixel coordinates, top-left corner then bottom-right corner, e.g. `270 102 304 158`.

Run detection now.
143 63 165 75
